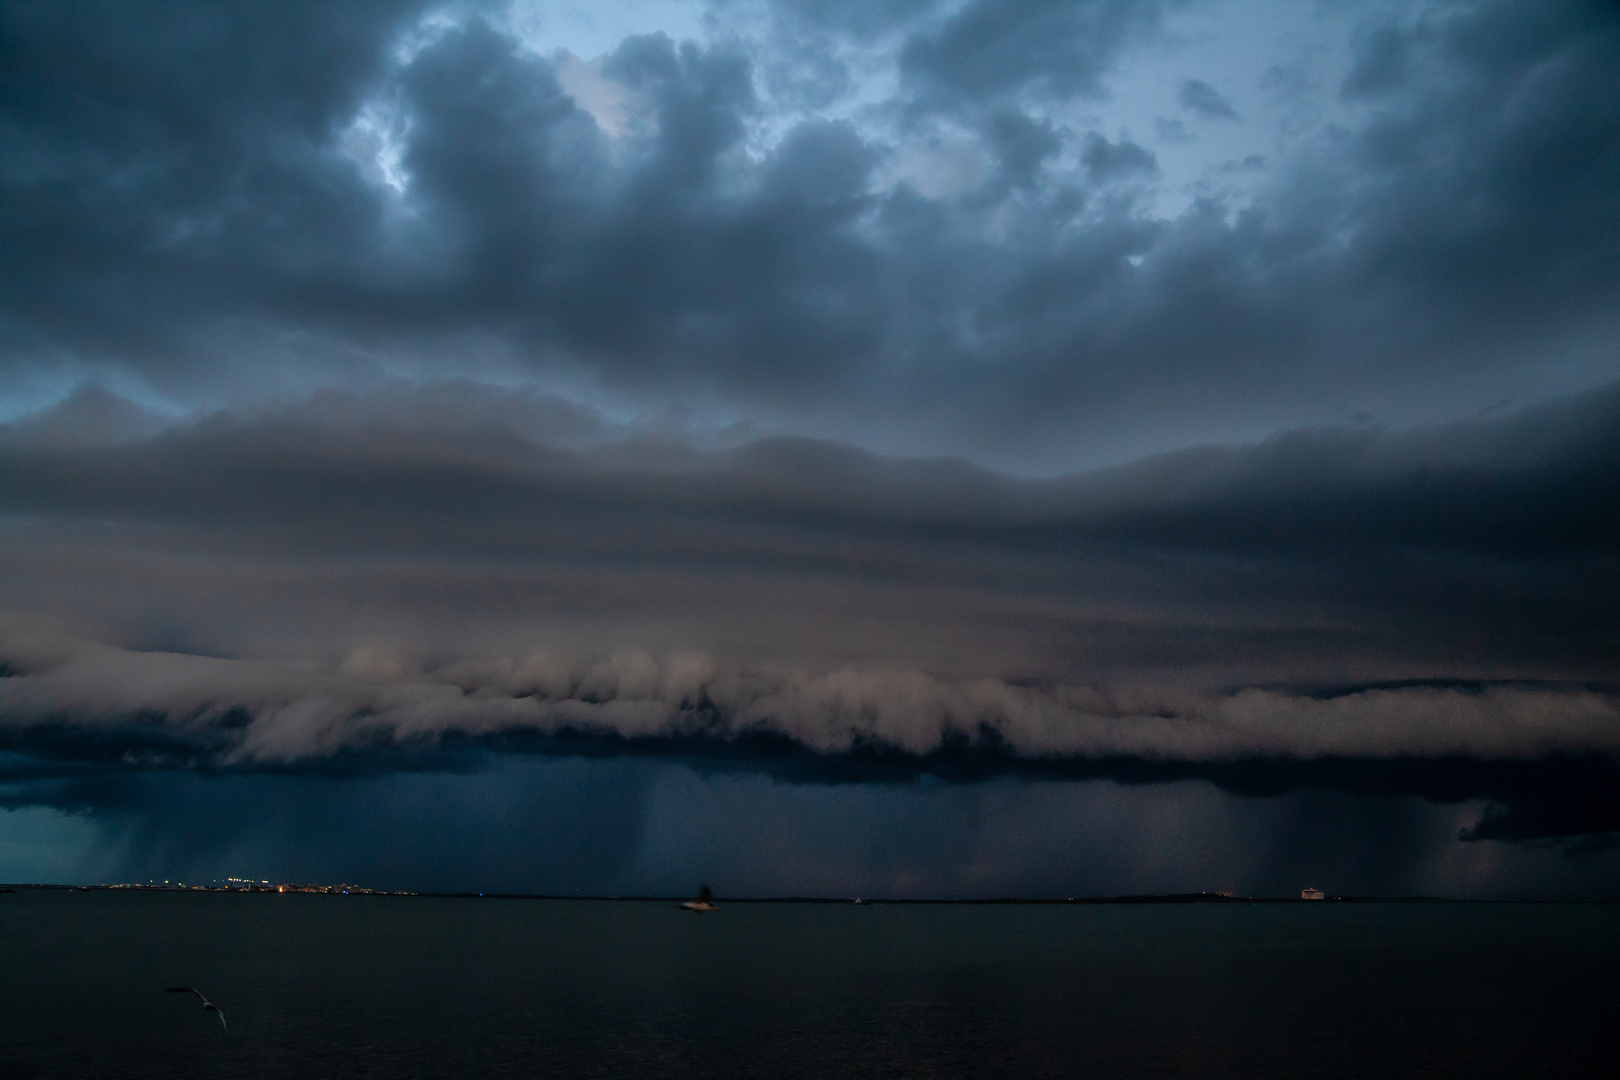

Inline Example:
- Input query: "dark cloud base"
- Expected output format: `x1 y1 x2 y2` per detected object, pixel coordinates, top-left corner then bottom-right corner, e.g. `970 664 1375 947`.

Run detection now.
7 754 1620 898
6 722 1619 849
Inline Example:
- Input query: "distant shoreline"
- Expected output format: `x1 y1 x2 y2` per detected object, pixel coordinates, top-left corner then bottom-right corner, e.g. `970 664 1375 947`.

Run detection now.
6 884 1617 902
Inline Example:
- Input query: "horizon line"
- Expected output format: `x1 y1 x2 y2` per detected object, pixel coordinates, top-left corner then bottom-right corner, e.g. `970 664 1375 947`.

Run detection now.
9 884 1620 903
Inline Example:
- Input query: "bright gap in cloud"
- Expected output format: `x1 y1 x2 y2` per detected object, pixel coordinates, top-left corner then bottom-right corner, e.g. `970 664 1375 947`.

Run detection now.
1095 0 1402 222
491 0 1411 225
501 0 710 64
339 101 412 195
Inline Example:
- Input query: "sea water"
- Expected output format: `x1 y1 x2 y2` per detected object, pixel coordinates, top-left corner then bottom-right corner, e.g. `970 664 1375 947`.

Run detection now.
2 889 1616 1078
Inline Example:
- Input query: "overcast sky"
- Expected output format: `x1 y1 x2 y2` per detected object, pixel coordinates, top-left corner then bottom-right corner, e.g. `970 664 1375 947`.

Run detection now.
2 0 1618 896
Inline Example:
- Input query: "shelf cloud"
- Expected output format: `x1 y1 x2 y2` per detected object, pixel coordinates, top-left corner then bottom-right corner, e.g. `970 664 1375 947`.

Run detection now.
5 613 1619 767
2 380 1616 846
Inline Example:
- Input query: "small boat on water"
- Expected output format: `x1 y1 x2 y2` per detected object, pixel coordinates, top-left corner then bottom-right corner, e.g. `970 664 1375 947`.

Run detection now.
680 885 718 913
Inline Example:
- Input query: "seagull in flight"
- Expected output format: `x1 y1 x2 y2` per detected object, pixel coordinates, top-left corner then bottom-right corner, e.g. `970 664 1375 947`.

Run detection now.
166 987 227 1031
679 885 718 913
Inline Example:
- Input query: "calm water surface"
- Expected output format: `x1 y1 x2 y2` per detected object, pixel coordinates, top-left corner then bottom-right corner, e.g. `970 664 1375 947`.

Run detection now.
2 890 1616 1078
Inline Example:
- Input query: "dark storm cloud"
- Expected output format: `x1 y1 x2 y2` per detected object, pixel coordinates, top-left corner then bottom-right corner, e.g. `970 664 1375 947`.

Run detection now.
2 1 1614 465
3 376 1616 609
0 377 1608 535
1081 133 1158 181
979 107 1062 192
3 606 1617 765
0 0 434 375
379 20 893 397
898 0 1164 104
1176 77 1237 120
0 383 1615 845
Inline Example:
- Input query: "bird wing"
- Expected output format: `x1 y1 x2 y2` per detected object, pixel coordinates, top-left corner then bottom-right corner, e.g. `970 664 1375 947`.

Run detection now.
167 988 227 1031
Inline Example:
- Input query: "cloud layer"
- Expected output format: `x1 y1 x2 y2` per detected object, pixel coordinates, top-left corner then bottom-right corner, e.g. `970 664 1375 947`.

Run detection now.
3 616 1619 769
0 380 1615 848
3 1 1618 467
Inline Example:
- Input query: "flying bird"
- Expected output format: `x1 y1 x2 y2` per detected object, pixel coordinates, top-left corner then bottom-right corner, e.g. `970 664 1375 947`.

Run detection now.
166 987 227 1031
679 885 718 913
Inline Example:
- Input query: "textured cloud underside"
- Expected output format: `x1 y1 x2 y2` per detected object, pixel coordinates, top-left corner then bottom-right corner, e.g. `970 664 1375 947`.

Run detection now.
3 2 1618 470
4 619 1615 768
1 374 1616 777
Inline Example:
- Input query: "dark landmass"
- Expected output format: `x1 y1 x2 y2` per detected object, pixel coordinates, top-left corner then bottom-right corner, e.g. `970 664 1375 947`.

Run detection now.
0 882 414 895
9 885 1589 902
